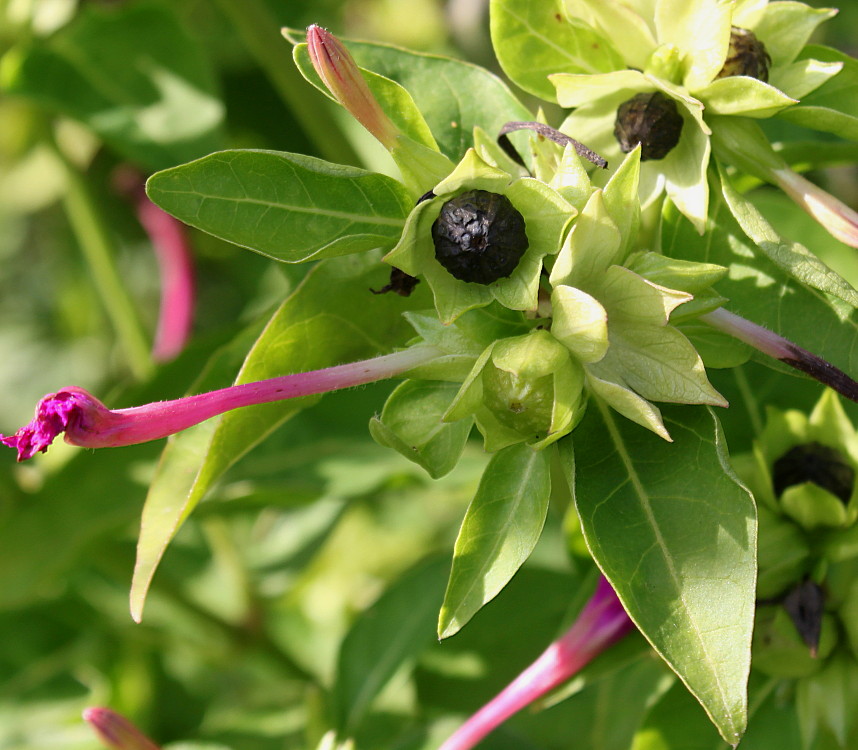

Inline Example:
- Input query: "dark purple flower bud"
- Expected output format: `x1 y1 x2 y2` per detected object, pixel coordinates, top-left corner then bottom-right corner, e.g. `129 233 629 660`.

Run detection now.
431 190 528 284
716 27 771 82
614 91 684 162
773 442 855 504
783 580 826 657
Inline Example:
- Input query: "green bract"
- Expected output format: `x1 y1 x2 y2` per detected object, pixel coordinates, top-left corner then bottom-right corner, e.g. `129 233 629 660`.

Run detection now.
444 329 586 451
384 148 575 323
732 390 858 747
488 0 845 230
547 148 727 440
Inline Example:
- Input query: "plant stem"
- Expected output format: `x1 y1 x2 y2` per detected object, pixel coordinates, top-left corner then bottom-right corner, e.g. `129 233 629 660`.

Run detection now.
50 138 154 380
213 0 361 166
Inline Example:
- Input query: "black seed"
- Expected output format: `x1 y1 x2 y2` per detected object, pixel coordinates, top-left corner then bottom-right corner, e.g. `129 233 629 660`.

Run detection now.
783 580 825 657
371 267 420 297
431 190 528 284
614 91 684 162
773 441 855 504
716 26 771 82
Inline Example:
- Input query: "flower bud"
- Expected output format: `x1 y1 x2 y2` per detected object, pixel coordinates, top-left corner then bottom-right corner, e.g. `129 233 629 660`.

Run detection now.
431 190 529 284
784 580 826 657
613 91 684 162
716 27 771 82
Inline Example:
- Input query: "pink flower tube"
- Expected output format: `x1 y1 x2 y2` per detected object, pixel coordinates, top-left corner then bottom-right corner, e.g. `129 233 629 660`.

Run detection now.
439 576 635 750
1 347 440 462
136 193 195 362
83 707 160 750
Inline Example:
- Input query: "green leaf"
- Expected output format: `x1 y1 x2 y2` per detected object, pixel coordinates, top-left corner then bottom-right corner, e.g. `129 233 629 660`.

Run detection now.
717 164 858 308
490 0 625 101
333 557 449 733
130 252 421 621
369 380 473 479
560 403 756 744
289 30 531 162
661 190 858 380
438 443 551 638
0 2 223 170
146 150 412 263
777 46 858 141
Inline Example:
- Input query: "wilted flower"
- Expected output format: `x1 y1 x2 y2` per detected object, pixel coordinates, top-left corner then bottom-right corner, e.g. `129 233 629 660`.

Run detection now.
83 707 160 750
437 576 635 750
0 347 440 461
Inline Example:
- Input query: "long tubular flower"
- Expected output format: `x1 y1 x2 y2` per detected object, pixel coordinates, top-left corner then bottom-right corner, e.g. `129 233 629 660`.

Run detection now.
438 576 635 750
771 167 858 249
306 24 400 150
82 707 160 750
702 308 858 402
136 192 196 362
0 347 440 462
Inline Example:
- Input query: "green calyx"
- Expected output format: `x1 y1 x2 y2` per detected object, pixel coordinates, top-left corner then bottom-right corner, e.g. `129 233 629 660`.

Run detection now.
444 330 586 451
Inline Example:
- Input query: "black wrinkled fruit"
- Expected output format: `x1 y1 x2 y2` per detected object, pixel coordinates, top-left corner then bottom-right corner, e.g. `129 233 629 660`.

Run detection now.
716 26 771 82
773 441 855 504
431 190 528 284
614 91 684 162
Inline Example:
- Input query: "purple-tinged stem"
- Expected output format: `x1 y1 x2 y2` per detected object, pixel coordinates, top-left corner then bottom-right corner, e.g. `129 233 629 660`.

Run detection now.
438 577 634 750
1 346 440 461
136 193 195 362
702 307 858 402
83 707 160 750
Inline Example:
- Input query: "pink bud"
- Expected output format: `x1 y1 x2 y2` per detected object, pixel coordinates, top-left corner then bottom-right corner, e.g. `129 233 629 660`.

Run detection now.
306 25 400 149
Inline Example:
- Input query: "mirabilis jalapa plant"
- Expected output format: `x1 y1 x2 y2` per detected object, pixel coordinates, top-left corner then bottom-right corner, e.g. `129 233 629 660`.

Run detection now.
4 0 858 746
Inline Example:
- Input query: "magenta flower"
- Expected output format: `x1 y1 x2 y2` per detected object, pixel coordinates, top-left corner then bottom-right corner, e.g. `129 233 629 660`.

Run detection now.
82 707 160 750
306 25 400 150
0 347 439 462
438 576 635 750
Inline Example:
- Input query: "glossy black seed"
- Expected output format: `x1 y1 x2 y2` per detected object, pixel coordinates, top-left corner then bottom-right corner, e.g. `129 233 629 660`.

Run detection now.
773 441 855 504
783 580 825 657
614 91 684 162
716 26 771 82
431 190 528 284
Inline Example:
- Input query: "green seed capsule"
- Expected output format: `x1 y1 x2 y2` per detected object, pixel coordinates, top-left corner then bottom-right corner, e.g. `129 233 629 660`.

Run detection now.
613 91 684 162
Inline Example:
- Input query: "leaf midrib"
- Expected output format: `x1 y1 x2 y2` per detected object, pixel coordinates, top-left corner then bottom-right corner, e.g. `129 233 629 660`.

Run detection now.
595 398 737 735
